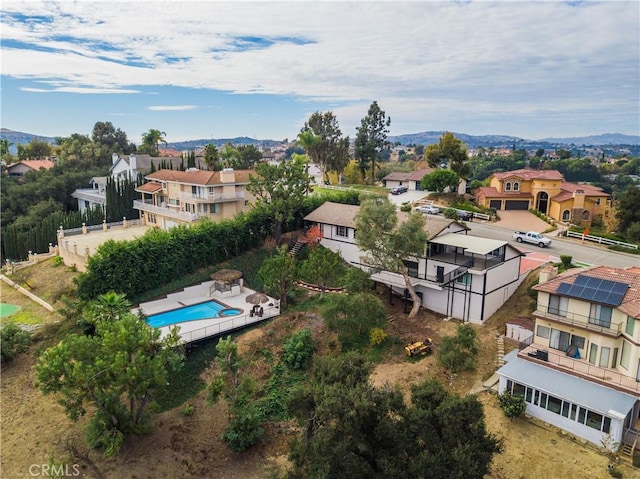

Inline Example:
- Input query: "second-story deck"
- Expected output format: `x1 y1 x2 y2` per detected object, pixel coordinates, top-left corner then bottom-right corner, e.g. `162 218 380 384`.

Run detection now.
534 306 624 336
519 344 639 395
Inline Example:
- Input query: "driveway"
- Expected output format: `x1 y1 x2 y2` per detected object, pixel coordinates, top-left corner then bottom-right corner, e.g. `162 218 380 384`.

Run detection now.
387 190 430 206
491 210 553 233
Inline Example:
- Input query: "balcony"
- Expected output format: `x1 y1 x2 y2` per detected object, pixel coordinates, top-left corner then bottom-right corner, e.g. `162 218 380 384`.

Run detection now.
177 191 245 203
133 200 199 222
519 344 640 395
534 306 624 336
427 252 501 271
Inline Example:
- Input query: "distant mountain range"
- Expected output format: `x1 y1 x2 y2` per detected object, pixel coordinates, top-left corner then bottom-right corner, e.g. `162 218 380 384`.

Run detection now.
2 128 639 154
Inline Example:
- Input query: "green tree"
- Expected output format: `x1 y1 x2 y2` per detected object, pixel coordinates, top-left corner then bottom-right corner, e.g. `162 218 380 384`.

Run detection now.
300 111 350 183
247 160 310 244
16 137 52 160
286 353 502 479
36 294 183 456
354 101 391 184
437 324 479 372
236 144 262 169
203 143 220 170
617 185 640 240
258 245 297 306
219 142 239 168
424 132 470 180
207 336 264 452
139 129 167 156
420 169 460 193
300 246 345 297
91 121 134 160
1 138 14 163
321 293 386 350
354 197 427 318
57 133 105 168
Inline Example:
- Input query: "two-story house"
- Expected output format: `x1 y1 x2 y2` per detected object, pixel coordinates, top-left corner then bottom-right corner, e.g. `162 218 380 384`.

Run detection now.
474 169 609 226
72 153 184 213
134 167 254 230
304 202 525 324
497 265 640 452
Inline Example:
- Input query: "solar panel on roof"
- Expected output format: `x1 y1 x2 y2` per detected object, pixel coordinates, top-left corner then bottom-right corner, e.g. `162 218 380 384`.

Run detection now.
555 275 629 307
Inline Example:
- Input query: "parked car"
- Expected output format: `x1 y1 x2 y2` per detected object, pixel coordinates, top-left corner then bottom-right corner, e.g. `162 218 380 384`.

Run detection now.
416 204 440 215
390 186 408 195
456 210 473 221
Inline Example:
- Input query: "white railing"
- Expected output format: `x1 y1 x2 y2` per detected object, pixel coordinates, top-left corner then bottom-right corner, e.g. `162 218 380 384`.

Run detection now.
565 231 638 250
133 200 198 221
177 191 245 202
174 306 279 343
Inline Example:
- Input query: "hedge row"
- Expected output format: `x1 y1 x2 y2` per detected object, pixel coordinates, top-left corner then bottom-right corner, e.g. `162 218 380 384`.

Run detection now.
75 189 360 301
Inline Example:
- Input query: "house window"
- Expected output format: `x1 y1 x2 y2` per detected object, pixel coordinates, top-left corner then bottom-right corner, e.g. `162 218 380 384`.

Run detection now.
588 343 598 365
582 210 590 220
537 325 550 339
169 198 179 206
336 226 347 237
549 329 570 352
589 304 612 328
547 395 562 414
626 316 635 336
611 348 618 368
209 203 220 214
403 260 419 278
570 334 585 350
512 383 526 398
562 210 571 221
505 182 512 191
456 273 471 285
621 340 631 369
513 182 520 191
599 347 610 368
548 295 568 316
596 198 601 206
586 411 604 431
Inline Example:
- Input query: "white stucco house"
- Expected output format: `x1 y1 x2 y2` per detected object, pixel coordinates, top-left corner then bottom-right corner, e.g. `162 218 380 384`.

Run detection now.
303 201 526 324
72 153 184 213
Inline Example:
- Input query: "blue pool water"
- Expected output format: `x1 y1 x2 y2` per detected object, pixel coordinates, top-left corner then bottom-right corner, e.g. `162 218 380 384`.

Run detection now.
146 301 242 328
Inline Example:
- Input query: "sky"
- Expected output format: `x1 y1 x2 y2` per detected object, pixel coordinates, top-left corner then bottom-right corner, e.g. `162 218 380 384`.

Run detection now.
1 1 639 144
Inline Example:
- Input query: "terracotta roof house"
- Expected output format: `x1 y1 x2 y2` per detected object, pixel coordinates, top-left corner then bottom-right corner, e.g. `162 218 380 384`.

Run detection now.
134 167 255 230
5 159 55 178
474 168 609 226
497 265 640 452
304 201 526 324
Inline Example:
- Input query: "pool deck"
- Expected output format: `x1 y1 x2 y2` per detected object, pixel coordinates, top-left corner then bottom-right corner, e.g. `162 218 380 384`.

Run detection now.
135 281 280 343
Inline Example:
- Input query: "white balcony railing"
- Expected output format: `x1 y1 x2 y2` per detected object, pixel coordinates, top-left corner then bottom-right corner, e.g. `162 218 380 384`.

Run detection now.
177 191 245 202
133 200 199 222
534 306 624 336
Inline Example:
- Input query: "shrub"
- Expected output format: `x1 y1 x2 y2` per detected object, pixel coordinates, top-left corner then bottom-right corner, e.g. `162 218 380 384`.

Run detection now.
497 392 527 419
282 329 315 370
181 404 195 416
560 255 573 268
369 327 387 347
437 324 478 372
0 323 31 363
222 406 265 452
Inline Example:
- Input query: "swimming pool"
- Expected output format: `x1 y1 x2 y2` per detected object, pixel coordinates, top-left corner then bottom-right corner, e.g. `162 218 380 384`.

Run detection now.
146 301 243 328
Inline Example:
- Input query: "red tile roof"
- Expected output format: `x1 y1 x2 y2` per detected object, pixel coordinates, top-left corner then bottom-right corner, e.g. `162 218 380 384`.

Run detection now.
136 182 163 193
7 159 55 171
492 169 564 181
145 168 254 185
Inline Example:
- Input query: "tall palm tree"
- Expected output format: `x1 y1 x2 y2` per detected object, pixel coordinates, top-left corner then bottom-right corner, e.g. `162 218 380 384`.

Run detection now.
141 129 167 156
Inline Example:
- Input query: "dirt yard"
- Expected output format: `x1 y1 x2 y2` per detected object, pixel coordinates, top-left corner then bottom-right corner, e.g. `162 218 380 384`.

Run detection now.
1 261 636 478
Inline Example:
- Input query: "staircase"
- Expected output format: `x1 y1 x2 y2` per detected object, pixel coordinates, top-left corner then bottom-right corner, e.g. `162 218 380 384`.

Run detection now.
497 335 505 367
289 240 306 256
620 435 637 458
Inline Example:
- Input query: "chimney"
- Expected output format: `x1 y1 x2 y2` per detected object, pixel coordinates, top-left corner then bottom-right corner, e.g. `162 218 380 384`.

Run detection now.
129 154 137 175
112 153 119 165
220 167 235 183
538 265 558 284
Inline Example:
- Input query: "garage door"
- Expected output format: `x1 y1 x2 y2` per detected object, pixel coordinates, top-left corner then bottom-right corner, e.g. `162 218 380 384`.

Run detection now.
504 200 529 210
489 200 502 210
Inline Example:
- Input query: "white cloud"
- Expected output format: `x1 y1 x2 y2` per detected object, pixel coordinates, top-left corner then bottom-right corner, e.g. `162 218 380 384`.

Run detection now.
148 105 198 111
1 0 638 138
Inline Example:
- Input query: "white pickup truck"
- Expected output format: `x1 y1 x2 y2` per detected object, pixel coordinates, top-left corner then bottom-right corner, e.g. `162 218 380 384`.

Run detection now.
513 231 552 248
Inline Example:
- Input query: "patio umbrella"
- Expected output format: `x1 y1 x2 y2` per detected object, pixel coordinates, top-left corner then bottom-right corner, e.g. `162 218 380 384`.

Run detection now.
245 292 270 305
210 269 243 282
